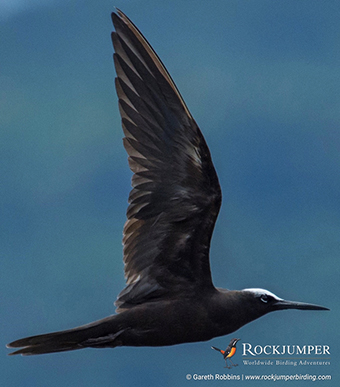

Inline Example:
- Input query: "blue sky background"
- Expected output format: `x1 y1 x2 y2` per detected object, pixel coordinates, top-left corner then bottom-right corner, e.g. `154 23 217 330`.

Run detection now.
1 0 339 386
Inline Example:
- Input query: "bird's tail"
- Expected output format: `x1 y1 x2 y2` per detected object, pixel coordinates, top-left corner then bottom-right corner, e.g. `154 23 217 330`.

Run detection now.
7 315 124 356
211 346 225 355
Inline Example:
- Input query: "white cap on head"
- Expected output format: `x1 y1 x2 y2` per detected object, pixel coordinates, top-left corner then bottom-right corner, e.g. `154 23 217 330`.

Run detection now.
242 288 283 300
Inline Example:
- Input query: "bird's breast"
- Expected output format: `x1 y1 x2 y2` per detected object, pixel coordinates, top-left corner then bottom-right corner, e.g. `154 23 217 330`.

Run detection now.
117 297 223 346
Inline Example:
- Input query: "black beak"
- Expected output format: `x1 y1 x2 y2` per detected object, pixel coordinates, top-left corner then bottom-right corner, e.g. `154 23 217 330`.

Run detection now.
274 299 329 311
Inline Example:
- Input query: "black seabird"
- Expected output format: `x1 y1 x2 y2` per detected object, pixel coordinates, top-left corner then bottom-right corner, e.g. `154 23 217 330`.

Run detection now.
7 9 329 356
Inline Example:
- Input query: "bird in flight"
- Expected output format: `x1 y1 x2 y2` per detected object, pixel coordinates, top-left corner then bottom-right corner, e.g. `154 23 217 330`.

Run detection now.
7 9 328 356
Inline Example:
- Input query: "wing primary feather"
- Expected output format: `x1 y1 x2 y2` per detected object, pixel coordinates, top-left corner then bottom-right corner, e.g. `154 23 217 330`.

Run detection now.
111 10 221 312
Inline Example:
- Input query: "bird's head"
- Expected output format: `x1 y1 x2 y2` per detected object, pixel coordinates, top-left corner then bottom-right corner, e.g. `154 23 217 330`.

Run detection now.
230 338 240 347
241 288 329 316
214 287 329 335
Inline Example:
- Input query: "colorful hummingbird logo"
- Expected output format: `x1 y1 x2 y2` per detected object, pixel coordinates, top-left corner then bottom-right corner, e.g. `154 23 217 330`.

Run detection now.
212 338 240 368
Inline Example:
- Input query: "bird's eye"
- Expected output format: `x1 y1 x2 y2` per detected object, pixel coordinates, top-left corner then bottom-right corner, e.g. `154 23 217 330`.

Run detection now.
260 294 269 303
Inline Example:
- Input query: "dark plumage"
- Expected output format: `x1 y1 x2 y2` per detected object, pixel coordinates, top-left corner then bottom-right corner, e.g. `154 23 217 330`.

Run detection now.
7 9 328 356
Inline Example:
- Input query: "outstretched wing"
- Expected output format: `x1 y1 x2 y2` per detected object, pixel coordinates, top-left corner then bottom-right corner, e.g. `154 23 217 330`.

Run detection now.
111 10 221 311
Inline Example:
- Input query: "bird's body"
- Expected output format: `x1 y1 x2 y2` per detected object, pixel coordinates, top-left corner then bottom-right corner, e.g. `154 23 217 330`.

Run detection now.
7 9 328 357
7 287 326 355
4 291 248 354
